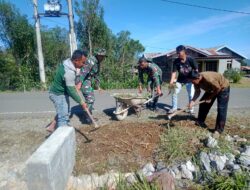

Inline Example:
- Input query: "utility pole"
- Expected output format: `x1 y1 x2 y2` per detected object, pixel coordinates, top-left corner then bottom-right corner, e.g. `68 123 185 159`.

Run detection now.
33 0 46 88
67 0 77 55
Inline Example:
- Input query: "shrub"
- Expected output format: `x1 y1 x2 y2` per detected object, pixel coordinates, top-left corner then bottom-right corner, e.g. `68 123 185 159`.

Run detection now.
204 171 250 190
223 68 243 83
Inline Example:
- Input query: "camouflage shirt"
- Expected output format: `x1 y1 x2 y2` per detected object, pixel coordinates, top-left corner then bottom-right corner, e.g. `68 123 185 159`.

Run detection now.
138 62 162 87
79 55 100 88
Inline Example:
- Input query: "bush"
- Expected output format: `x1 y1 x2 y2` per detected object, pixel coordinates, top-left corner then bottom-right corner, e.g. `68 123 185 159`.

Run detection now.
204 171 250 190
223 68 243 83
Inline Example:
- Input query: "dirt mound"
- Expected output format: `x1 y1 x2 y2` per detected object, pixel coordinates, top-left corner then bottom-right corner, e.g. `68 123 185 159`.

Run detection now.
73 121 164 175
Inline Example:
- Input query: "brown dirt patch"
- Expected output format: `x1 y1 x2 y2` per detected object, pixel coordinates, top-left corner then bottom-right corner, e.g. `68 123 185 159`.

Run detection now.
72 113 250 176
73 121 165 176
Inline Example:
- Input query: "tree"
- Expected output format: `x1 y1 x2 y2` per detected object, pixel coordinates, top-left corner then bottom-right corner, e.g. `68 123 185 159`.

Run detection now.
75 0 145 89
75 0 107 55
41 26 70 83
0 0 38 90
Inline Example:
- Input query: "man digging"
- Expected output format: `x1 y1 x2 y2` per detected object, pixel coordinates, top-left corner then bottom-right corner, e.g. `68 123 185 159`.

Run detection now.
188 71 230 135
138 57 162 111
76 48 107 123
46 50 88 132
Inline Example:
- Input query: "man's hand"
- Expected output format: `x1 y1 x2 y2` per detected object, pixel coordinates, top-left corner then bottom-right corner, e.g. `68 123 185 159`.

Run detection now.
205 99 212 104
81 102 88 110
76 82 82 90
147 87 151 93
138 85 143 94
188 100 195 109
156 86 162 96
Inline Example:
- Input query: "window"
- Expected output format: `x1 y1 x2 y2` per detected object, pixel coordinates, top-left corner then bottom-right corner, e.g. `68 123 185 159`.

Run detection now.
227 60 232 69
205 61 218 72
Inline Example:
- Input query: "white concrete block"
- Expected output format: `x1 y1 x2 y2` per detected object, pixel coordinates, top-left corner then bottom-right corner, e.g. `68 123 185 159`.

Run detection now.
25 126 76 190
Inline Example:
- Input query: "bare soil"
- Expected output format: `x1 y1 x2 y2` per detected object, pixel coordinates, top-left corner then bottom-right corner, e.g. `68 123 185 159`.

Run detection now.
0 108 249 189
73 121 165 175
73 113 250 176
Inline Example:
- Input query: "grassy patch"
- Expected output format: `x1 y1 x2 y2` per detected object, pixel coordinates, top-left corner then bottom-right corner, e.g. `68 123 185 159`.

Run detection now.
100 173 160 190
229 77 250 88
204 171 250 190
157 125 207 165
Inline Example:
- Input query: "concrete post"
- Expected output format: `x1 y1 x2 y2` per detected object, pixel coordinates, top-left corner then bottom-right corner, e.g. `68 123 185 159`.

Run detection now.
26 127 76 190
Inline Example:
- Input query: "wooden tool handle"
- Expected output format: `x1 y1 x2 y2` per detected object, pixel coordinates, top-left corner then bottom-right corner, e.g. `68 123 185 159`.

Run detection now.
168 100 205 119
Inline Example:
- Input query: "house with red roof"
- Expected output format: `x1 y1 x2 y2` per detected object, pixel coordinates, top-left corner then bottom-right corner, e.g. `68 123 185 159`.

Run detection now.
144 45 247 82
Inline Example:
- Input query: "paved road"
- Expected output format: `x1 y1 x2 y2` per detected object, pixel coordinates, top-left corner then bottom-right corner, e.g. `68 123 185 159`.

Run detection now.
0 88 250 116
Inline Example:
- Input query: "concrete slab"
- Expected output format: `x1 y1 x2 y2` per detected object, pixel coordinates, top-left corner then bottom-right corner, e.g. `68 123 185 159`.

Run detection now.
25 126 76 190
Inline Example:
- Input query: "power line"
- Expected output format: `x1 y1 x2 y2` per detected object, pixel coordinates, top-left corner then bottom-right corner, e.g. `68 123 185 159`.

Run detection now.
161 0 250 15
145 45 172 50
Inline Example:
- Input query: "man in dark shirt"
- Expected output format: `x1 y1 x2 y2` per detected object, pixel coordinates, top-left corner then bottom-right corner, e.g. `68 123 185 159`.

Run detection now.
169 45 198 114
188 71 230 134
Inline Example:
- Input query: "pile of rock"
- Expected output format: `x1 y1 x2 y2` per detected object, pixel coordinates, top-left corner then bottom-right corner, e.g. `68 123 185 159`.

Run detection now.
67 135 249 190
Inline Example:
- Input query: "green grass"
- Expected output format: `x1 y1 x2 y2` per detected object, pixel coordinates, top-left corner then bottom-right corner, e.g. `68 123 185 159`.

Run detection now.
229 77 250 88
100 173 160 190
204 171 250 190
157 125 207 165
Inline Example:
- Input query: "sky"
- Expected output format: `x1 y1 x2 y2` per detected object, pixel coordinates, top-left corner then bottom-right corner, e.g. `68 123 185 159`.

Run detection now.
11 0 250 58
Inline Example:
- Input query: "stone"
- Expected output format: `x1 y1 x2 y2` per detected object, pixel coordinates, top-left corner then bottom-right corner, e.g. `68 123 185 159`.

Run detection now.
67 176 78 189
156 161 166 171
126 173 137 184
209 154 227 171
104 171 119 188
233 135 247 143
186 160 196 172
225 135 234 142
147 170 175 190
240 125 246 129
172 166 181 179
139 162 155 177
0 181 7 189
233 164 241 170
212 131 220 139
244 146 250 156
90 173 99 188
238 154 250 167
206 135 218 148
200 152 211 172
180 164 193 180
25 127 76 190
78 175 92 190
168 169 176 178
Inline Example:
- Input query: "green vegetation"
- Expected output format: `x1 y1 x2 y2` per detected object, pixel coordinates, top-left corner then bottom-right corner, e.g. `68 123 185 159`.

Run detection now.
0 0 144 91
224 68 244 83
204 171 250 190
100 173 160 190
158 125 207 165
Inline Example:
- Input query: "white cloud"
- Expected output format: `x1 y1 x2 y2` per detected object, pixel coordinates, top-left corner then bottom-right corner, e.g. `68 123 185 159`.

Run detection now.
144 7 250 46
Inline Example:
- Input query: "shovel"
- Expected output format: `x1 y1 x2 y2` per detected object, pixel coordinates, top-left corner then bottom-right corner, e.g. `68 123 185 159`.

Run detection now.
167 100 205 120
76 87 99 129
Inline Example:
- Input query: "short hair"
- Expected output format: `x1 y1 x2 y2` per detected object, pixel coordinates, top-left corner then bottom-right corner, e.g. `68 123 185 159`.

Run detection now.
71 50 87 61
176 45 186 53
138 56 152 64
188 70 200 80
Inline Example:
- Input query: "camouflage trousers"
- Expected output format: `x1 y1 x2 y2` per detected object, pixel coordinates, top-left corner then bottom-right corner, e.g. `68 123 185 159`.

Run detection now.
80 80 95 113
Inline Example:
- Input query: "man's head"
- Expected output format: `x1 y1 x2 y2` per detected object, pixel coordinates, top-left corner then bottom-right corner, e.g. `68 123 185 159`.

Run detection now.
176 45 186 60
138 57 150 69
94 48 107 63
188 70 201 85
71 50 87 68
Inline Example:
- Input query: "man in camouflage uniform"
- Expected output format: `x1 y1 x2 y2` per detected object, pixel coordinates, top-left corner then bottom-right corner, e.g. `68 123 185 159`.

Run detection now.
76 48 106 115
138 57 162 110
